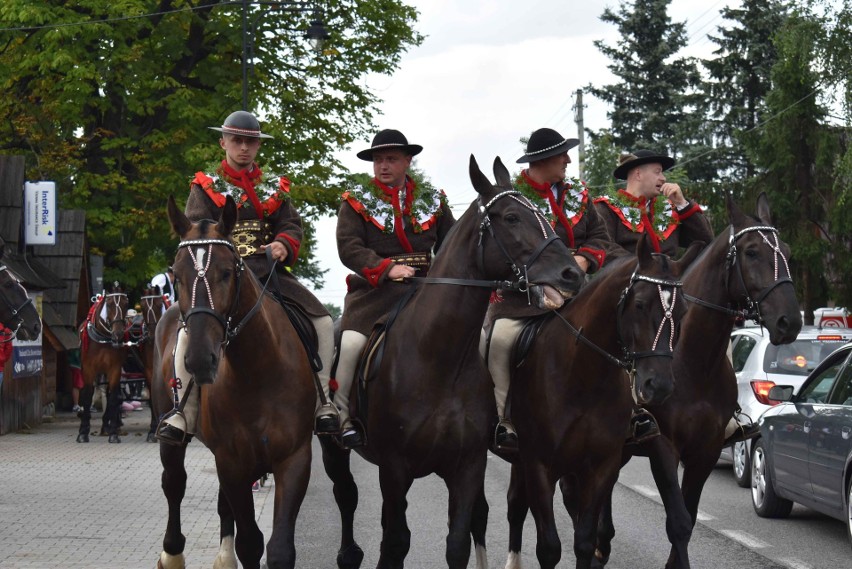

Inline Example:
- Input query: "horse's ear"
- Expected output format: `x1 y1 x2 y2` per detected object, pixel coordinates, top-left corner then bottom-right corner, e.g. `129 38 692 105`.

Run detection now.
755 192 772 225
469 154 493 197
167 195 191 238
675 241 704 274
636 232 654 269
726 193 746 227
493 156 512 188
218 196 238 237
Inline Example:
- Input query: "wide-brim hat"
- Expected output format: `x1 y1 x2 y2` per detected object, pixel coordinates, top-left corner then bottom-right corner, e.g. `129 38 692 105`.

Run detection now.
516 128 580 164
209 110 273 139
613 149 675 180
357 129 423 161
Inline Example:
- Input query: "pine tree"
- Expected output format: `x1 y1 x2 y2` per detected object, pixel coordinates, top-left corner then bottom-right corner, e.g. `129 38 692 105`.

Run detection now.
704 0 788 188
587 0 702 157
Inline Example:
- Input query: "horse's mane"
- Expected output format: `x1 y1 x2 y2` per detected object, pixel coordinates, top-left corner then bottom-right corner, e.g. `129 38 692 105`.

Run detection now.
428 199 478 264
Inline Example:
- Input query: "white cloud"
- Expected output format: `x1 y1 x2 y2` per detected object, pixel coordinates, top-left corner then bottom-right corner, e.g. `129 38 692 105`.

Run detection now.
309 0 742 307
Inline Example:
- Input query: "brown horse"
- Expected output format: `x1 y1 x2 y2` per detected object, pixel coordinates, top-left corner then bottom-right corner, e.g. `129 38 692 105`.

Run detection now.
137 287 170 442
320 155 585 569
76 282 131 443
153 195 315 569
593 193 803 568
0 243 42 342
501 236 701 569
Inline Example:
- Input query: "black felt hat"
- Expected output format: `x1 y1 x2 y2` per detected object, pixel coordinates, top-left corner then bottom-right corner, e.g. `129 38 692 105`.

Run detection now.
209 110 273 139
613 149 675 180
516 128 580 164
356 129 423 161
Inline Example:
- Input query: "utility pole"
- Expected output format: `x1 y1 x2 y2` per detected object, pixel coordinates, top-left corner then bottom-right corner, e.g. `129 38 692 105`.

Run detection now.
573 89 585 180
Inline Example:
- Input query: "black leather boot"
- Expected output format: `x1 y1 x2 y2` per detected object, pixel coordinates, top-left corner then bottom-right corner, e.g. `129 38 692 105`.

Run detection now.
627 408 659 444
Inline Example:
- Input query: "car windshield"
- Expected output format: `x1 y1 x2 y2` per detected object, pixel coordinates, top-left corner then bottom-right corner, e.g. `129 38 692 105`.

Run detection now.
764 338 848 376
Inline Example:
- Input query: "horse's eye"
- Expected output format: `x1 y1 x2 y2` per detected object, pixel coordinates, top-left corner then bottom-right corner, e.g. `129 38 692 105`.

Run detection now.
745 249 758 259
634 300 646 311
504 213 520 224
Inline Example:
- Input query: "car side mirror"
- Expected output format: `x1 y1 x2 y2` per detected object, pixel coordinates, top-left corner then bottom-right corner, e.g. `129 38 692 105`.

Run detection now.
768 385 794 402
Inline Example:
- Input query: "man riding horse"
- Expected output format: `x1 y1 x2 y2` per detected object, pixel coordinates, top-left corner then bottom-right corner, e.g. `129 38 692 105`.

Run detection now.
593 149 761 444
155 110 338 445
333 129 456 449
481 127 623 451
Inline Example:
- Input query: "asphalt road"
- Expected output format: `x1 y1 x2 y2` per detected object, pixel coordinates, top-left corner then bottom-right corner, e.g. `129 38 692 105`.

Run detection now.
0 408 849 568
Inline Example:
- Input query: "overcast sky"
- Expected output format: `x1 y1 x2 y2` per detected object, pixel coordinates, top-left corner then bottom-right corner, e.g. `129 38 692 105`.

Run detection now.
307 0 742 307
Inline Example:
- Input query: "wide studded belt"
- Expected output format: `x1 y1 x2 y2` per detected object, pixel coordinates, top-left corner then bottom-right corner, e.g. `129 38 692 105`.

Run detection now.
232 220 273 257
389 252 431 270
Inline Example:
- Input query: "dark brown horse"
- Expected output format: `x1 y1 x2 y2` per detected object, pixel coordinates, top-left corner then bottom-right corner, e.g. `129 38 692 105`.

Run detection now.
153 195 315 569
501 236 701 569
320 155 585 569
0 242 42 342
137 287 169 442
593 193 802 568
76 282 130 443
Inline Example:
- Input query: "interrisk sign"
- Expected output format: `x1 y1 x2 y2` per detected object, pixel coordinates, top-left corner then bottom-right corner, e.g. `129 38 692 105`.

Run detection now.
24 181 57 246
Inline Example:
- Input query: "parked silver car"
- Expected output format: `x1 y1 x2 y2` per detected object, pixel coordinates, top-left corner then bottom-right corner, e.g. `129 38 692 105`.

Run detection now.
720 325 852 487
751 342 852 542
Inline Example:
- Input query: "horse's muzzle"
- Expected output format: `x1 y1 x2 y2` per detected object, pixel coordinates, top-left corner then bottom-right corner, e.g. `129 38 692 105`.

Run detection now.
529 284 567 310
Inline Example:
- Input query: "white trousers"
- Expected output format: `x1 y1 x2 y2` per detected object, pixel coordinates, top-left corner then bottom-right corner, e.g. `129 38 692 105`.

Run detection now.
333 330 368 428
480 318 524 420
164 315 335 433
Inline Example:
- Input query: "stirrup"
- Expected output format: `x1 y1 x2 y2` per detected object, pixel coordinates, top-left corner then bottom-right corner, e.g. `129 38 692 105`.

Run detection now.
314 403 341 435
339 420 365 450
723 416 760 447
493 420 519 453
627 408 659 444
155 411 190 446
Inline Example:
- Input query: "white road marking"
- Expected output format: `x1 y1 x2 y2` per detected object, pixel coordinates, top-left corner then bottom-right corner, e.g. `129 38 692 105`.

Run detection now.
776 557 813 569
719 529 770 549
631 484 660 499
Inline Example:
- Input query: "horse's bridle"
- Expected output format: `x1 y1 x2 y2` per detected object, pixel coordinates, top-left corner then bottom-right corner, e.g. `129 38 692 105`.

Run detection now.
685 225 794 324
176 238 277 347
477 190 561 297
552 264 684 382
86 292 131 347
0 264 34 343
406 190 563 296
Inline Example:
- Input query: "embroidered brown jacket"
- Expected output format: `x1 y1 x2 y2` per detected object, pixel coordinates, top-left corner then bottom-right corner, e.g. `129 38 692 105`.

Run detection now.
593 191 713 258
337 177 455 335
185 163 327 317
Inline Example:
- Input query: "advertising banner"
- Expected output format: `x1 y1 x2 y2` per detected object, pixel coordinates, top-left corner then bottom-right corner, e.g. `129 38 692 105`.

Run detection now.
24 181 57 246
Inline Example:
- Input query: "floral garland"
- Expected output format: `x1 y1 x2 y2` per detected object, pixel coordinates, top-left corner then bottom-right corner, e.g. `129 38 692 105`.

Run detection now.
344 177 448 234
202 161 290 215
607 190 678 237
513 173 588 225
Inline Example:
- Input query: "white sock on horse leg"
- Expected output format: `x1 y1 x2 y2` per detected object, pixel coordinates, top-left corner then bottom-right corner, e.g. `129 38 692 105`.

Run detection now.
334 330 368 426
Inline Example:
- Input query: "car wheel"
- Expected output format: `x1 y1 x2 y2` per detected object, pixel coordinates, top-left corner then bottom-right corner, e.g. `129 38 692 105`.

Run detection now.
733 441 751 488
751 438 793 518
847 476 852 549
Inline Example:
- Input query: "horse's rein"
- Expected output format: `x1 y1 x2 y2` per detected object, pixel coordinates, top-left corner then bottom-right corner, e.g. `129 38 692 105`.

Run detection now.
684 225 794 324
0 264 34 341
551 268 684 373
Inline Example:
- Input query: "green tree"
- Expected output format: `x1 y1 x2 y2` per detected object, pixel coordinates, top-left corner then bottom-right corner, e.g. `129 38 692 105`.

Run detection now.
581 129 620 197
744 8 836 321
0 0 422 291
704 0 787 192
323 302 342 320
587 0 703 162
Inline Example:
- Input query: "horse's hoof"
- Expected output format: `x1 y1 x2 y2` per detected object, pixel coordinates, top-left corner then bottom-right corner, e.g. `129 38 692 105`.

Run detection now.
109 434 121 443
76 433 89 443
147 432 157 443
591 548 609 568
337 543 364 569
